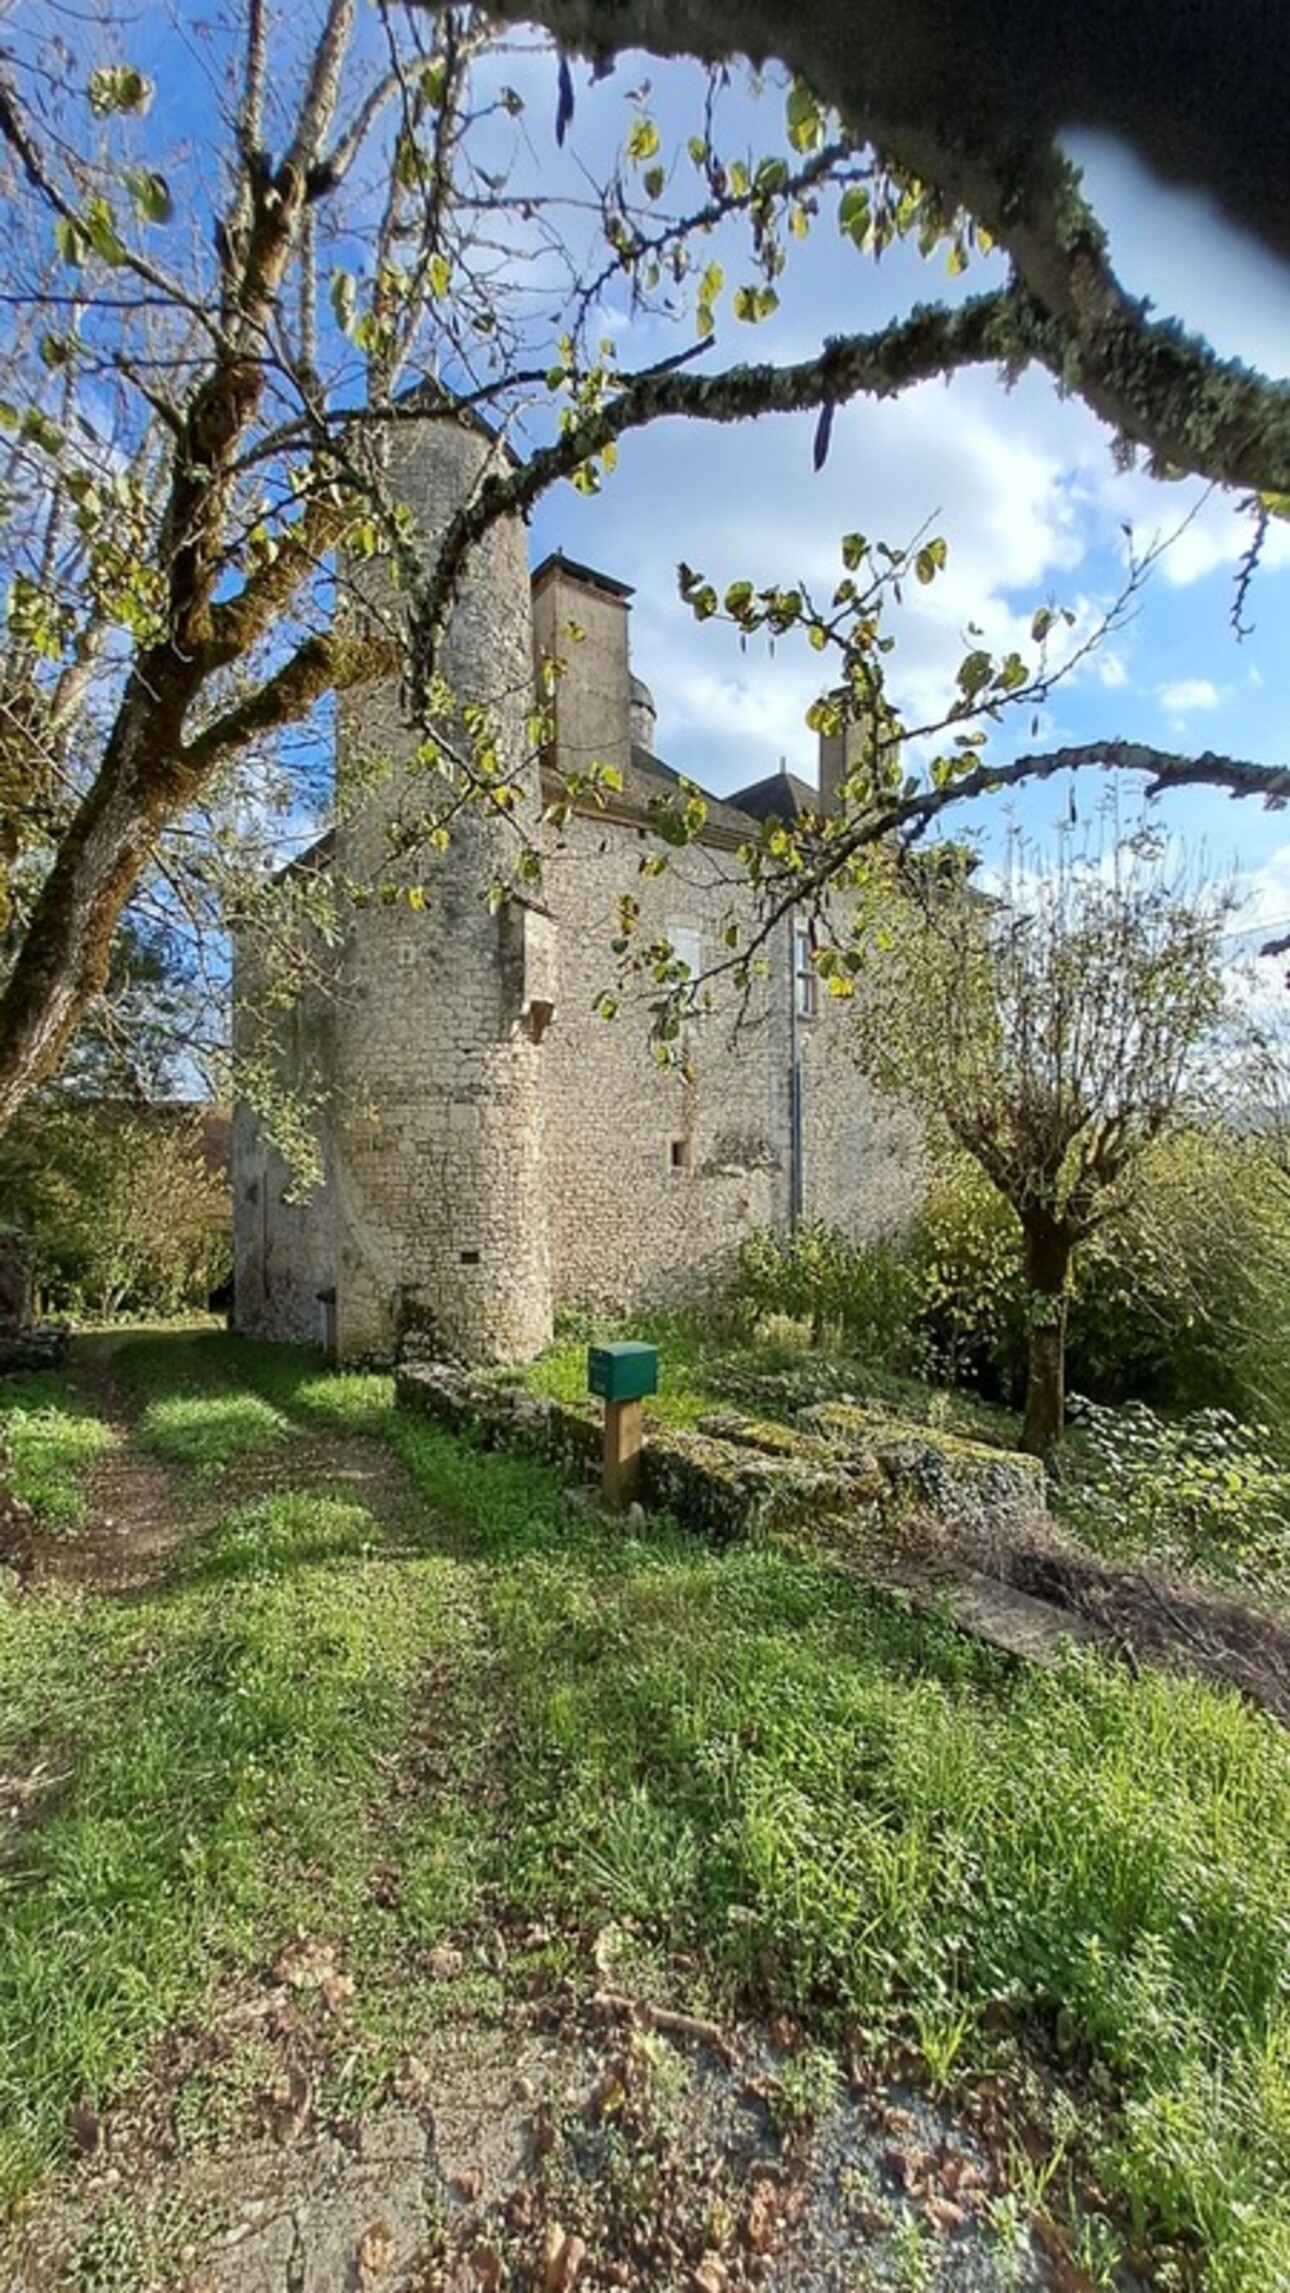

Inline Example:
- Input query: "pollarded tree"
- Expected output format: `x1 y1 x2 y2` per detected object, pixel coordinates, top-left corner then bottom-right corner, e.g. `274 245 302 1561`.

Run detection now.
852 839 1235 1458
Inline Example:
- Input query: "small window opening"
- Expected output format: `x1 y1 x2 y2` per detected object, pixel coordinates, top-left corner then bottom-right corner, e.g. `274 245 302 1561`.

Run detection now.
459 1247 481 1265
669 1138 689 1172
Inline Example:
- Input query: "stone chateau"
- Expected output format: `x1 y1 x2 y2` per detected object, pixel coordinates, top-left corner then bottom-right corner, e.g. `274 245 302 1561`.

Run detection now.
231 411 921 1363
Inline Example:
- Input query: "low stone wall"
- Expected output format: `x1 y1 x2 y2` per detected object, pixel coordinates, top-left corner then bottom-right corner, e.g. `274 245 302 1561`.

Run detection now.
394 1365 1046 1546
795 1401 1046 1539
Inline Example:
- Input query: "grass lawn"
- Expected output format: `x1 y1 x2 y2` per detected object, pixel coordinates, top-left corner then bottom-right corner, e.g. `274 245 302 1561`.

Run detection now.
0 1370 114 1528
1 1331 1288 2290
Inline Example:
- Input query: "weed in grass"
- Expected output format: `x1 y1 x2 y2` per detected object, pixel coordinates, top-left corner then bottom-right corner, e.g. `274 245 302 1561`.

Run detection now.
910 1994 977 2097
0 1371 112 1526
1003 2126 1069 2216
890 2211 935 2292
576 1784 702 1924
74 2188 227 2293
768 2045 840 2134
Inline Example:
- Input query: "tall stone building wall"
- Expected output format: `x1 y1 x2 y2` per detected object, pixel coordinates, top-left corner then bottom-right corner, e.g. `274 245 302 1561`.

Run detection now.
232 407 924 1363
230 872 339 1348
329 410 552 1363
541 825 787 1312
234 409 554 1364
541 819 924 1314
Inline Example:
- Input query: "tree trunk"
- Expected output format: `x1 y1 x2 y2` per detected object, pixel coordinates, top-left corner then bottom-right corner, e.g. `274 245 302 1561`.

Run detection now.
1020 1214 1074 1462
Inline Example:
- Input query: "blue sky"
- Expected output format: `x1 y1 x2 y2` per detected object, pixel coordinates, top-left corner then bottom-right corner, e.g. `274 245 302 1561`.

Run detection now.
25 9 1289 969
481 48 1290 962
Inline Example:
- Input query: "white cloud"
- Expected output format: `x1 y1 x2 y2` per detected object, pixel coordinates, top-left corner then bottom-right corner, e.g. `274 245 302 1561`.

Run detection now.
1157 677 1220 718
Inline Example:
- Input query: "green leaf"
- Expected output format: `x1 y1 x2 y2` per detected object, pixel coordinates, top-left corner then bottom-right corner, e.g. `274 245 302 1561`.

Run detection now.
838 186 870 249
785 79 825 155
123 169 173 225
626 116 661 164
330 270 356 335
428 252 451 300
88 64 153 116
55 216 88 268
914 537 948 585
732 284 779 323
20 409 65 457
84 198 127 267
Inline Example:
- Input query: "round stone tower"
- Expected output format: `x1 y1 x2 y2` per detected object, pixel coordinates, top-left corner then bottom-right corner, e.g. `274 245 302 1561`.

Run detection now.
330 407 553 1363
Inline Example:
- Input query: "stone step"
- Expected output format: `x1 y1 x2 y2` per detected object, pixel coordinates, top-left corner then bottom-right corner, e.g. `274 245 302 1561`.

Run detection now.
875 1557 1104 1668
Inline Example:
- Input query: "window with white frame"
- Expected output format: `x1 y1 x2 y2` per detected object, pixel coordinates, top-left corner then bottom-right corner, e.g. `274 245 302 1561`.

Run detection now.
667 922 703 1003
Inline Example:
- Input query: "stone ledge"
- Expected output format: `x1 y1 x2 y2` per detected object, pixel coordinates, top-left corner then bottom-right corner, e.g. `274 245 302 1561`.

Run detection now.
394 1365 1045 1547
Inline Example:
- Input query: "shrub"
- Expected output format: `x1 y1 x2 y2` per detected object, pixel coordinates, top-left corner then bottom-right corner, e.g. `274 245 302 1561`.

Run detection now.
1061 1397 1290 1589
908 1156 1026 1399
733 1222 918 1367
1069 1134 1290 1424
909 1137 1290 1436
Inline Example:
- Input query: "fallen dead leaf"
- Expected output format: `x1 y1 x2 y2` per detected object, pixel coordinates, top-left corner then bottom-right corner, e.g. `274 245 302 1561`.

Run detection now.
356 2218 397 2288
428 1944 465 1981
693 2255 729 2292
393 2052 432 2104
470 2246 503 2291
543 2222 588 2290
453 2165 485 2203
273 1935 339 1991
924 2193 968 2232
743 2181 781 2256
264 2065 312 2144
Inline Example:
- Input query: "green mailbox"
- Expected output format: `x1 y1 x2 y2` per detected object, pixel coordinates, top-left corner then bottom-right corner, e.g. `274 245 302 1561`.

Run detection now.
587 1342 659 1404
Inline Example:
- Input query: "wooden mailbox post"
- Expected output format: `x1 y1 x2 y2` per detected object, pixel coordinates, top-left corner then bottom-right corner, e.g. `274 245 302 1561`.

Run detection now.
587 1342 659 1508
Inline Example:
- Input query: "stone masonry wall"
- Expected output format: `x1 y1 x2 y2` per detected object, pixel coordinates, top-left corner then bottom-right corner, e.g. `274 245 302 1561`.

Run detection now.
331 411 552 1363
541 814 923 1316
230 898 339 1348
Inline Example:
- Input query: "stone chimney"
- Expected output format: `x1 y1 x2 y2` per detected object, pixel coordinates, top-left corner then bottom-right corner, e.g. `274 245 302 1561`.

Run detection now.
817 691 898 816
531 553 634 781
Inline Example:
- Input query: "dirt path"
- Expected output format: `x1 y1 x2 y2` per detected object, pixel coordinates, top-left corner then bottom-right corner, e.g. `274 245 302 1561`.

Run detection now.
32 1333 194 1594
